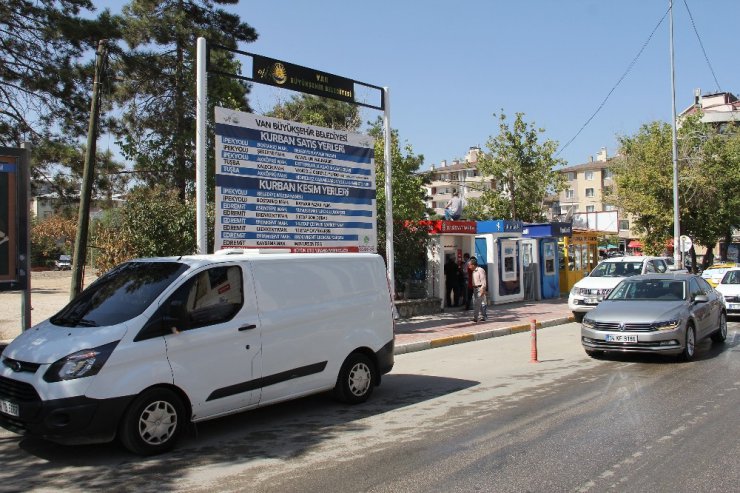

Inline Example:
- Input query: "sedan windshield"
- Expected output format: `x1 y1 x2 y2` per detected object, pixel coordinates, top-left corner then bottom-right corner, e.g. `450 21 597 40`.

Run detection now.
589 261 643 278
51 261 188 327
607 279 685 301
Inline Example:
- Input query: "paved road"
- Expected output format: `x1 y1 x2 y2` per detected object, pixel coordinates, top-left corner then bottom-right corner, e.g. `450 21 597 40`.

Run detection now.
0 320 737 492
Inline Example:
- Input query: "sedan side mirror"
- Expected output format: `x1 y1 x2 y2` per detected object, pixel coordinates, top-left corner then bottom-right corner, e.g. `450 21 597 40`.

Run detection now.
693 294 708 304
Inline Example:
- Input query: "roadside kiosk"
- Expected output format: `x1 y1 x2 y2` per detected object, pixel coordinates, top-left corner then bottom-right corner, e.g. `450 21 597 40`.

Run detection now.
475 220 524 305
521 221 572 300
420 220 477 310
559 230 600 295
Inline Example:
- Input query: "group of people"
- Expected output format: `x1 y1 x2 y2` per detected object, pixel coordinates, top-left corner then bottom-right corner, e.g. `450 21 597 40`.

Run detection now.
444 253 488 323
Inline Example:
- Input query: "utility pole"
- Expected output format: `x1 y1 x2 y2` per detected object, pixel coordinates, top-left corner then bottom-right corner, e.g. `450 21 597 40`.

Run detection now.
669 0 682 270
71 39 107 299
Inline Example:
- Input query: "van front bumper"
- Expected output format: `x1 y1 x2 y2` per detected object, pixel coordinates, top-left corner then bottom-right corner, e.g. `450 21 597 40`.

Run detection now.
0 385 133 445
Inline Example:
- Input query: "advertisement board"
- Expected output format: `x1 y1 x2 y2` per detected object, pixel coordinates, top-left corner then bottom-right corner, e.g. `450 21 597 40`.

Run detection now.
0 155 16 283
214 107 377 253
0 147 28 292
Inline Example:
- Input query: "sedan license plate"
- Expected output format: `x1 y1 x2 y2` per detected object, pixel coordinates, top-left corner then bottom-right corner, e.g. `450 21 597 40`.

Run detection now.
605 333 638 343
0 399 19 417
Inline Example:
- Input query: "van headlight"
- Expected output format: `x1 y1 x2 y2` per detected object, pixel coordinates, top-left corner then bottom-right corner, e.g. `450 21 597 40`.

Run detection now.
654 320 681 331
43 341 119 382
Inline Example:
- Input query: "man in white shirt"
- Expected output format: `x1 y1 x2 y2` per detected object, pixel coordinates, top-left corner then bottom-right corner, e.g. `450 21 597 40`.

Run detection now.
444 191 462 220
470 257 487 322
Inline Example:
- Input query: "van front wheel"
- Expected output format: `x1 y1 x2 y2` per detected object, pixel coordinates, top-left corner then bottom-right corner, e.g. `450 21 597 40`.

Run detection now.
334 353 375 404
119 388 185 455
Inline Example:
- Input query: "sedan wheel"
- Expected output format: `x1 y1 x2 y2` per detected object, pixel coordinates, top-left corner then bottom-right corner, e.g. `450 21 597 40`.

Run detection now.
679 324 696 362
710 312 727 343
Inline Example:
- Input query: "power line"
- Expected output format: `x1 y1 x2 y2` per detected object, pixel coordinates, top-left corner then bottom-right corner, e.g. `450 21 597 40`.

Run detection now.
683 0 721 92
557 7 670 158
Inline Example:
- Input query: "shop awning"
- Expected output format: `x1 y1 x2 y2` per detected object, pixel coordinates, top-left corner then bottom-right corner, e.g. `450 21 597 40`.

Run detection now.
628 240 642 249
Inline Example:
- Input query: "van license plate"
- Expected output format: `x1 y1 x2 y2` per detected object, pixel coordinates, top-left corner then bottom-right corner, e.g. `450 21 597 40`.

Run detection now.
728 303 740 310
605 333 638 343
0 399 19 417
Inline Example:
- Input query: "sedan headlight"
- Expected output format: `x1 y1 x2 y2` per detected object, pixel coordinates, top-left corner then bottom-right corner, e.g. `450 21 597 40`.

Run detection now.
581 318 595 329
654 320 681 331
43 341 119 382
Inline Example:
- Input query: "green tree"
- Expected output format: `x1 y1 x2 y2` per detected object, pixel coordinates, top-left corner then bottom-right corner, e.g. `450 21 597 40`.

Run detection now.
113 0 258 199
369 121 431 294
465 112 566 222
267 94 361 132
92 186 215 273
609 116 740 263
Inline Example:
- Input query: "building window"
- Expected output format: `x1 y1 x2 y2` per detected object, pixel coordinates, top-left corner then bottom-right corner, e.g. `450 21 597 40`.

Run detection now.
619 220 630 231
585 171 594 180
565 189 574 199
431 187 437 195
585 188 594 198
603 169 613 179
586 205 595 212
444 187 449 194
467 170 476 178
604 204 616 211
567 172 576 181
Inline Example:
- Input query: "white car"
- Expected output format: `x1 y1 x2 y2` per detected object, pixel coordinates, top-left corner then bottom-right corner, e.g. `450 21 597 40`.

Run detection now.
568 256 669 322
715 267 740 316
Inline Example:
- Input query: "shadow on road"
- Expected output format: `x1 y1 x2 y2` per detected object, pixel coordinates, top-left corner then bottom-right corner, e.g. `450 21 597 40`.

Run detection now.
2 373 478 491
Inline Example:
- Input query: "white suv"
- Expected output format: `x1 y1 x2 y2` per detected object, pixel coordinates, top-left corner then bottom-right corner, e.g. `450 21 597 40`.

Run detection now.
568 256 669 322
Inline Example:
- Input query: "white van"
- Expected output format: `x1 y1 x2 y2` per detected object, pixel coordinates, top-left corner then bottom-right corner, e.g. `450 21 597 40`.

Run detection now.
0 251 395 455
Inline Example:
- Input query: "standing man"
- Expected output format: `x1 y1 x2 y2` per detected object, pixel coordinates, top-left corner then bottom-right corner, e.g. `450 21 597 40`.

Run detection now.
470 257 487 323
444 191 462 220
443 257 457 308
462 253 471 309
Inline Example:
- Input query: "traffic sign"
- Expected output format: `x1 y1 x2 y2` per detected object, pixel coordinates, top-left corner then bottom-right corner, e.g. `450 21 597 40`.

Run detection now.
679 235 693 253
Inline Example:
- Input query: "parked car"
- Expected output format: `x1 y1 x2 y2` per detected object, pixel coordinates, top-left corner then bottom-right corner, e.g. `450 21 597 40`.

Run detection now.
715 267 740 316
568 256 670 322
54 254 71 271
581 273 727 361
658 256 679 271
701 263 737 287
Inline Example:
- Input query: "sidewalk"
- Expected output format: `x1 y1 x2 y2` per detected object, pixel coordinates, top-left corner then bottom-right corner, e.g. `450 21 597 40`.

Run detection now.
1 272 575 354
394 298 574 354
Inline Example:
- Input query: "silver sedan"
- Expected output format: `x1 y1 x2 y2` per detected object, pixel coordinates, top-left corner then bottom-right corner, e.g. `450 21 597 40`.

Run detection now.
581 273 727 361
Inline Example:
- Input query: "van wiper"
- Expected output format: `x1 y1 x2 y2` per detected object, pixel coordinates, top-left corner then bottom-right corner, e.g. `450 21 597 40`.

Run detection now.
50 316 98 327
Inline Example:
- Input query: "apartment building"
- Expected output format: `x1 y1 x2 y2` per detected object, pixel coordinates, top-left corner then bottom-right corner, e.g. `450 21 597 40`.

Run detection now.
557 147 632 243
679 89 740 126
425 146 494 217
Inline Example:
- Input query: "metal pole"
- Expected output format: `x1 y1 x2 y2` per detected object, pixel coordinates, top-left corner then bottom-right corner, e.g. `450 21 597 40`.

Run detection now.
669 0 681 269
196 37 208 254
20 143 31 330
71 39 107 299
383 87 395 299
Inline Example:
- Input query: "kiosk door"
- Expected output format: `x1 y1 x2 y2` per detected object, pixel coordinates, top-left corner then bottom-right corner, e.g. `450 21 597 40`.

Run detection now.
540 238 559 299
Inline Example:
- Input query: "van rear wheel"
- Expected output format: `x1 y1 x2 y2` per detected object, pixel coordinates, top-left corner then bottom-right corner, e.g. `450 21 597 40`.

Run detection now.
119 388 185 455
334 353 375 404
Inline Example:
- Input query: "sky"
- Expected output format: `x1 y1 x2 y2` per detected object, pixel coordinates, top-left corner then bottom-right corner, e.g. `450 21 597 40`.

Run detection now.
233 0 738 170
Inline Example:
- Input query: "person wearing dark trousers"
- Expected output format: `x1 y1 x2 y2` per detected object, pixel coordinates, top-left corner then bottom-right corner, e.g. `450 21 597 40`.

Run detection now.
444 257 458 308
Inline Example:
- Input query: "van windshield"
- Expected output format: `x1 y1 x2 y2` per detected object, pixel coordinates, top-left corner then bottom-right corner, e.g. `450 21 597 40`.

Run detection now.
51 261 188 327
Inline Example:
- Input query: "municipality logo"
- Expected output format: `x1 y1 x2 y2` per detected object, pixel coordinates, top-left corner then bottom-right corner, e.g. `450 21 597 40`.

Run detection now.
270 63 287 85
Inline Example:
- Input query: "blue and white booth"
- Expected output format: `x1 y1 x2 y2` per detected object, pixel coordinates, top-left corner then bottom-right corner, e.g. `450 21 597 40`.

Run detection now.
521 222 573 300
475 220 525 305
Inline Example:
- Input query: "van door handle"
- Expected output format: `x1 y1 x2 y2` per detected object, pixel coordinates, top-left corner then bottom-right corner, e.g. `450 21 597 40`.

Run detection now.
238 324 257 331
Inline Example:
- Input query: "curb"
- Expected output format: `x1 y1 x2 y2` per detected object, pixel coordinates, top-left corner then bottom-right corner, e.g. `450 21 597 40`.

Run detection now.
394 316 575 355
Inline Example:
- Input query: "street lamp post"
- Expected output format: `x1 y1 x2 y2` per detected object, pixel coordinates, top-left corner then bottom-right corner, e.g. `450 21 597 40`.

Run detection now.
669 0 682 269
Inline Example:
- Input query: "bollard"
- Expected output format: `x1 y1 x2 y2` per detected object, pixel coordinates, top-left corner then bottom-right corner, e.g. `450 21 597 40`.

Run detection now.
530 319 539 363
